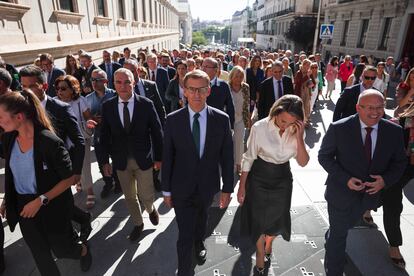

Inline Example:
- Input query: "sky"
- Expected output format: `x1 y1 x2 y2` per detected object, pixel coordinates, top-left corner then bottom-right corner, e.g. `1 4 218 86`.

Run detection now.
187 0 250 21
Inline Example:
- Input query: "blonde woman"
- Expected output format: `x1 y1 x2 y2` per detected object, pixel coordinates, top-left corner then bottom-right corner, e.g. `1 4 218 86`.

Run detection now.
229 66 251 173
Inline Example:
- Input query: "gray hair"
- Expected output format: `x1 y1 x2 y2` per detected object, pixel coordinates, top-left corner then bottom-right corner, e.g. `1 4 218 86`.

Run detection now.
114 68 134 81
92 68 107 79
272 60 284 70
123 58 139 69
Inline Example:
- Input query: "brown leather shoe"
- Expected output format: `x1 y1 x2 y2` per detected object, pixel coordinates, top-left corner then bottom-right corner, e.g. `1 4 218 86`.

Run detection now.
129 224 144 241
149 208 159 226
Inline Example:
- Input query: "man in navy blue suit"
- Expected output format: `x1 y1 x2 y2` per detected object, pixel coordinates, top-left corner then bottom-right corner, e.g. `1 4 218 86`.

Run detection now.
147 53 171 113
40 53 65 97
162 70 234 276
202 57 235 129
98 50 122 89
318 89 406 275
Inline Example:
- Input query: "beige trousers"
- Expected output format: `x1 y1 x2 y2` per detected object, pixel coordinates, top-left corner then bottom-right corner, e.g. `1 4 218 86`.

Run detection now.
116 158 155 226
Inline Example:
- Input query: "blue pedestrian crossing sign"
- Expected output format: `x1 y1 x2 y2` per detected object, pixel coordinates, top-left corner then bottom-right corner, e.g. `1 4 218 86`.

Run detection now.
320 24 334 39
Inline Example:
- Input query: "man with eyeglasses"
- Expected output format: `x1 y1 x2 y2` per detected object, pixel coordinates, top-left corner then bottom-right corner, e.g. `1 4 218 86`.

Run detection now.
202 57 235 128
257 60 294 120
98 50 121 89
85 69 121 198
319 89 406 276
162 70 233 276
333 66 378 122
100 68 163 242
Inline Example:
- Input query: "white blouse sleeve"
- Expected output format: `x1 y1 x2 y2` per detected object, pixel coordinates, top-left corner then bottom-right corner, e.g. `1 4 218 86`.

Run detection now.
241 123 258 172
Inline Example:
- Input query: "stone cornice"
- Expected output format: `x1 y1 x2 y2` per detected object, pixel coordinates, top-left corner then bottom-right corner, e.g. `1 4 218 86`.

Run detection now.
53 10 84 24
0 2 30 18
116 19 129 26
93 16 112 26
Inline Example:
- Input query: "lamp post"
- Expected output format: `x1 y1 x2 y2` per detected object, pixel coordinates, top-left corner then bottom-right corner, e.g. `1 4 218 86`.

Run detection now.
312 0 323 54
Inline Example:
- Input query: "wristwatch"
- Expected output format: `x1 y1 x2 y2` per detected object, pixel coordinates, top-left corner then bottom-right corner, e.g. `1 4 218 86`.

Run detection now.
39 194 49 206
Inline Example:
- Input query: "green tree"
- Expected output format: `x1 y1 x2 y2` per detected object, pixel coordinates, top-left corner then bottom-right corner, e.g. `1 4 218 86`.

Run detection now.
202 26 220 41
192 31 207 46
220 26 231 44
284 16 317 52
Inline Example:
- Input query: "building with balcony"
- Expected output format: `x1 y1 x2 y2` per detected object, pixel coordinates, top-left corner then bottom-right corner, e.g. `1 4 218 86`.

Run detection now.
231 7 252 45
0 0 181 67
256 0 324 51
322 0 414 62
175 0 192 46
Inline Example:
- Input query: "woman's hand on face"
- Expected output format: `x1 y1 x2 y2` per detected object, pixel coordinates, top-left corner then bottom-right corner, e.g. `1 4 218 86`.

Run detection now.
20 198 42 218
294 120 305 140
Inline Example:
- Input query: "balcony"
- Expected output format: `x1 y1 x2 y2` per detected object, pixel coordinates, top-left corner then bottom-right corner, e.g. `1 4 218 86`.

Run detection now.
259 6 295 21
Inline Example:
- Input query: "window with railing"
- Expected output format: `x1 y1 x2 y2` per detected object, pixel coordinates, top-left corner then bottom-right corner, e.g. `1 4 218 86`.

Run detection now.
378 17 392 51
340 20 349 46
357 19 369 48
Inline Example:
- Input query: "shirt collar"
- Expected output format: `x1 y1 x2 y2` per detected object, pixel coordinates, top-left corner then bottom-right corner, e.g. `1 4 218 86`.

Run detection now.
40 93 48 109
266 117 294 134
210 77 217 86
118 94 134 104
359 119 379 131
188 105 208 118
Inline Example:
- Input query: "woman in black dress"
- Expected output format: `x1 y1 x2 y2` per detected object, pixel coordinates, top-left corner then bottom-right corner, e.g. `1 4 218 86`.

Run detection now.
238 95 309 275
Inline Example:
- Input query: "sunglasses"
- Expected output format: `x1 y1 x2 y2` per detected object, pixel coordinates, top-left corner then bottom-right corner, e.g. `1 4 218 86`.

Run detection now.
91 77 106 82
364 76 376 80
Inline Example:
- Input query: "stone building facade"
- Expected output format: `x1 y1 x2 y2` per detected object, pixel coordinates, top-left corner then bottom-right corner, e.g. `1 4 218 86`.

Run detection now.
175 0 192 46
231 7 251 45
256 0 323 51
0 0 181 67
322 0 414 62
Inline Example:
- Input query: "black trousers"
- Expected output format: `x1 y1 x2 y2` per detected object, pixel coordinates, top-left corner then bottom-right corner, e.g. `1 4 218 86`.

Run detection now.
174 194 213 276
382 164 414 247
17 194 81 276
325 201 364 276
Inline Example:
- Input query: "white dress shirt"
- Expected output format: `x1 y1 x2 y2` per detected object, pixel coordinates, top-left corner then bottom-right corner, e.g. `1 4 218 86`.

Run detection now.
241 117 302 172
117 94 134 127
360 120 378 159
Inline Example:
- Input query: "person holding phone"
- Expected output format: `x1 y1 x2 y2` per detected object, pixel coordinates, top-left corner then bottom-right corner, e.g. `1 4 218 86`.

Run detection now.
237 95 309 275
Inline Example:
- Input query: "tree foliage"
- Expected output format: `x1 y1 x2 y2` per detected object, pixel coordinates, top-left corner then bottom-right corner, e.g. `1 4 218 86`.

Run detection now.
192 31 207 46
284 16 317 51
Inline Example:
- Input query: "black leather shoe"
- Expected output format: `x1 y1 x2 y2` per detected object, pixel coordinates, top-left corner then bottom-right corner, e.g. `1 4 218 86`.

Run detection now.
195 241 207 265
80 212 92 243
113 182 122 194
80 244 92 272
149 208 159 226
100 183 113 199
129 224 144 241
264 253 271 268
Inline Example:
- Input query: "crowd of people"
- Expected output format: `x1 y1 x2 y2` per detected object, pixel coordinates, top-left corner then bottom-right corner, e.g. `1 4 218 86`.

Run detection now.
0 45 412 276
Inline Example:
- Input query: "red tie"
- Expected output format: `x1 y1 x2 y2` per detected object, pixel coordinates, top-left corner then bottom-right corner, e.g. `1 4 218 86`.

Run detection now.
364 127 373 165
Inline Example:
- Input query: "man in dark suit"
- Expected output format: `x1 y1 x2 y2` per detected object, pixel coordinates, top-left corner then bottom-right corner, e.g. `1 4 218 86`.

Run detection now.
40 53 65 97
202 57 235 128
80 52 99 95
333 66 377 122
257 61 294 120
99 50 122 89
100 68 163 241
123 58 166 126
160 53 176 80
118 47 132 67
318 90 406 276
20 65 92 242
162 70 234 276
147 53 171 113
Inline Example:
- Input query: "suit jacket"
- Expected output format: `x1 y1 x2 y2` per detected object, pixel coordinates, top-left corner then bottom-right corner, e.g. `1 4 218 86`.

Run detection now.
257 76 293 120
162 65 176 80
152 67 170 108
161 106 234 202
100 93 163 171
2 128 74 232
46 67 65 97
45 96 85 174
318 115 406 210
134 79 166 126
83 64 99 94
99 62 122 89
165 78 182 112
332 83 361 122
207 78 235 128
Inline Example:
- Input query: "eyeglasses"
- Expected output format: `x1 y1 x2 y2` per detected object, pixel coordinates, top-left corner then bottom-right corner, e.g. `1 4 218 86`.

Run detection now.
359 105 384 112
201 65 217 69
56 86 68 91
186 86 209 94
91 77 106 82
364 76 376 81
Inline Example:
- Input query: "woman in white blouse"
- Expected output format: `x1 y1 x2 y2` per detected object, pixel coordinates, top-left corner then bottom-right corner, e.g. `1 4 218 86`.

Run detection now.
237 95 309 275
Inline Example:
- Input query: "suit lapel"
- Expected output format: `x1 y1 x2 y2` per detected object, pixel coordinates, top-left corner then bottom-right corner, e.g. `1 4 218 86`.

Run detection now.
351 115 370 168
129 94 139 131
114 96 125 131
202 107 213 160
371 120 384 166
269 78 276 102
183 108 200 159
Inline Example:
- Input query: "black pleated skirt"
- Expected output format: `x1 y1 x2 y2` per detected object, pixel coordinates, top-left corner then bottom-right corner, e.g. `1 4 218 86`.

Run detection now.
241 157 293 243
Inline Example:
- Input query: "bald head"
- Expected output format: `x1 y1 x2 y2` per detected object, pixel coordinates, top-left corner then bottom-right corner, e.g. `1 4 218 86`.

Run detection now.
357 89 384 104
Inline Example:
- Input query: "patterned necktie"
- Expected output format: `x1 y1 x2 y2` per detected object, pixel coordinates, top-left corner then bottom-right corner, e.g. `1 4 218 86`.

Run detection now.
278 80 283 98
123 102 131 132
192 113 200 156
364 127 373 165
